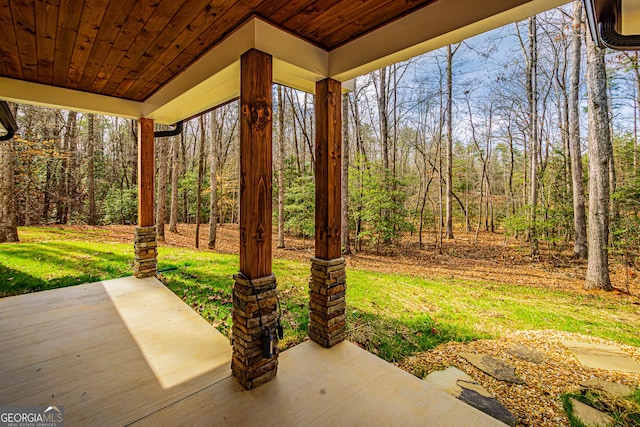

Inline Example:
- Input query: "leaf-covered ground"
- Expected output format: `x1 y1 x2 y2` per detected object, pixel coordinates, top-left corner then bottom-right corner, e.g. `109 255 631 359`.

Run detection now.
87 223 640 295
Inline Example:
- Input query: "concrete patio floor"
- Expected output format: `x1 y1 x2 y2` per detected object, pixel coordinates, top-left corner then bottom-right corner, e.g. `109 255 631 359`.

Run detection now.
0 276 506 426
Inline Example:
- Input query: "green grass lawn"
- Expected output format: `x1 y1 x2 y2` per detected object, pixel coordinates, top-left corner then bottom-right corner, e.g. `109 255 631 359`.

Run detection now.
2 227 640 364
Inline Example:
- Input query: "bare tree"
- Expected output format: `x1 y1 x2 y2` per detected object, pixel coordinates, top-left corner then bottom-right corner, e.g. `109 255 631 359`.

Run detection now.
584 25 612 291
87 113 97 225
156 136 168 242
195 115 206 248
375 67 390 171
528 16 539 256
277 85 286 248
0 105 19 242
445 44 461 239
569 0 588 259
169 135 179 233
208 110 219 249
341 92 351 254
623 50 640 177
57 111 77 224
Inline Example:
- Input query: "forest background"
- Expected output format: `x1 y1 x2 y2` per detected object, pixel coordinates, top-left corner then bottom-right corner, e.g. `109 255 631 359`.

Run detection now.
1 1 639 292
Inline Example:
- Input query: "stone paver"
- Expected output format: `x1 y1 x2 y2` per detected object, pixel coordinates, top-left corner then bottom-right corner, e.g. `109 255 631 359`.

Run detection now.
569 398 614 427
425 367 517 426
460 352 524 384
579 379 634 398
507 342 546 364
562 340 640 373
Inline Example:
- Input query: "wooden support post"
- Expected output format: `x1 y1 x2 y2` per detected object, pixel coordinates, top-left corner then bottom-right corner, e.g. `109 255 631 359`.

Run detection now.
310 78 346 348
138 118 155 228
239 49 273 280
134 118 157 278
315 79 342 260
232 49 278 390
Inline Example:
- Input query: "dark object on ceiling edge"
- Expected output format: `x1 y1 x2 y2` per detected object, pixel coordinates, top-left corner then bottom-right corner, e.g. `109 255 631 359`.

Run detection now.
584 0 640 50
0 101 17 142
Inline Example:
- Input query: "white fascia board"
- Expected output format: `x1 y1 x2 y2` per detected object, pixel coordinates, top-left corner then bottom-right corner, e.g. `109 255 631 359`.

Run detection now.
146 17 329 123
143 20 255 123
329 0 568 81
254 18 328 77
0 76 144 118
145 62 240 124
342 79 355 93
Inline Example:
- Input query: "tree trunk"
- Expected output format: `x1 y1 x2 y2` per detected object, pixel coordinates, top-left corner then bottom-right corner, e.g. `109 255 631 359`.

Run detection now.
445 44 455 239
66 112 79 221
0 107 19 242
635 52 640 178
485 107 494 233
438 139 443 253
277 85 286 248
352 79 365 251
609 153 618 226
130 120 137 188
585 26 612 291
208 111 219 249
465 147 471 231
341 92 351 255
156 136 168 242
87 113 97 225
58 112 76 224
507 119 516 216
569 0 588 259
528 16 539 256
169 135 179 233
42 142 52 223
180 132 189 224
195 116 206 248
377 67 390 171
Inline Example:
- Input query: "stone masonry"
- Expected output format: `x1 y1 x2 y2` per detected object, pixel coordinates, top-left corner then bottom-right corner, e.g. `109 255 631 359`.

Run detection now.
231 273 279 389
134 226 157 278
309 257 346 348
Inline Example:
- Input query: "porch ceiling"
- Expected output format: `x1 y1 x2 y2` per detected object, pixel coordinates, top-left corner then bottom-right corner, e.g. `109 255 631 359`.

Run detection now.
0 0 567 124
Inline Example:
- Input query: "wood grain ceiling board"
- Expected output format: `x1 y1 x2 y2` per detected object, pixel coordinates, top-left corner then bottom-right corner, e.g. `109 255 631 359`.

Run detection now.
274 0 436 49
0 0 437 102
130 0 261 101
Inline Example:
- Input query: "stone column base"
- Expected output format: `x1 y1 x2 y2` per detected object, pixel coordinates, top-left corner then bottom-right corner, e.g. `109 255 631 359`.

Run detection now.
134 226 157 278
309 257 346 348
231 273 279 389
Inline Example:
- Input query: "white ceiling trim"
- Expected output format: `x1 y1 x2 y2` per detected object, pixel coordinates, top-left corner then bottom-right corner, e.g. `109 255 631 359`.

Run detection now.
144 17 329 123
0 76 144 119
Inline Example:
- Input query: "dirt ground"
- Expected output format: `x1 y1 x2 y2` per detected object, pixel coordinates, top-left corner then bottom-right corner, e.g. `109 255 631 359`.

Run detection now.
100 223 640 298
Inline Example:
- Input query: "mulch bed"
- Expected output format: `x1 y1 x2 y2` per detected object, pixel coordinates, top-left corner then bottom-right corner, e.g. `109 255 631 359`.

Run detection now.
397 330 640 427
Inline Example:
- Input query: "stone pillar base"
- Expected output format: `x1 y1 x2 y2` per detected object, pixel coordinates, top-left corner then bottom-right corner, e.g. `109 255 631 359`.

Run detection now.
309 257 346 347
134 226 157 278
231 273 279 389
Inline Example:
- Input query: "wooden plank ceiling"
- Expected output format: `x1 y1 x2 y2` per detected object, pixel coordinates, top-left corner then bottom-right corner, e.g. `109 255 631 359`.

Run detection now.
0 0 436 102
